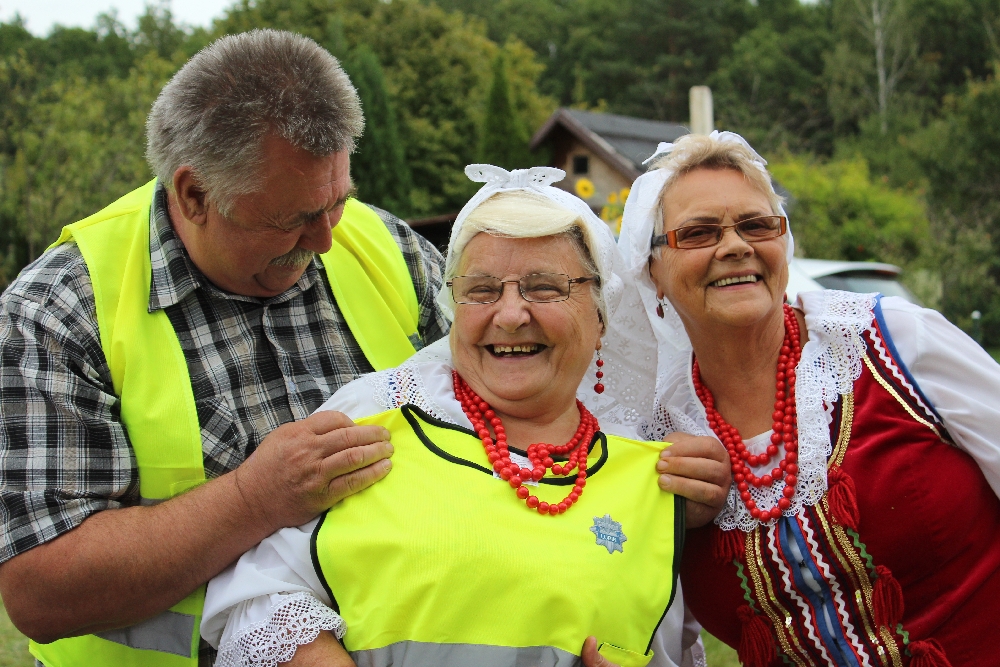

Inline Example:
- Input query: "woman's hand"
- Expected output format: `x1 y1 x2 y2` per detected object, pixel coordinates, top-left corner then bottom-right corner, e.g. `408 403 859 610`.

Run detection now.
581 636 620 667
287 631 356 667
657 432 731 528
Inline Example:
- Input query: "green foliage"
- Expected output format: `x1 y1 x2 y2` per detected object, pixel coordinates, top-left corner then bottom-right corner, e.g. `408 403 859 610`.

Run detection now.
768 154 935 300
0 53 169 266
711 4 835 153
479 54 534 169
344 45 413 216
911 67 1000 342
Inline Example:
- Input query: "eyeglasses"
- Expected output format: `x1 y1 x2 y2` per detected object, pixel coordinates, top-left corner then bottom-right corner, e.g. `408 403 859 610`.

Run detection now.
651 215 788 250
447 273 601 305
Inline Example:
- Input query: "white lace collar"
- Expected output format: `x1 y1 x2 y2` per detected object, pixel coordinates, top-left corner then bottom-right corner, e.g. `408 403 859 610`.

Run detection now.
357 338 644 441
651 290 878 532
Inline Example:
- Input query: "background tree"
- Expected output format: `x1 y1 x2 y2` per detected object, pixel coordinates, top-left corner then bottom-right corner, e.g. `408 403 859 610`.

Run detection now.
344 45 412 216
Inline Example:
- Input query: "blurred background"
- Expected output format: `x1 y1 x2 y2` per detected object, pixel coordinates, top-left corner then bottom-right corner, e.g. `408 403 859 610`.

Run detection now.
2 0 1000 662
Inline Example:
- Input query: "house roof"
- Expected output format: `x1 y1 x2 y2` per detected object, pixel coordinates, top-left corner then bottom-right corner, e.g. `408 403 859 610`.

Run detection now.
530 108 689 179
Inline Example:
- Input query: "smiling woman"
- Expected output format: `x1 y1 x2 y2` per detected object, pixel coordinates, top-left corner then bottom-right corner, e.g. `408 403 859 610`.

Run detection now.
619 131 1000 667
198 164 729 667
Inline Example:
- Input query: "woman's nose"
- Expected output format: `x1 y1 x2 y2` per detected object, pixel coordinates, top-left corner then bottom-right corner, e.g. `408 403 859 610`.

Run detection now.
493 283 531 332
715 226 754 260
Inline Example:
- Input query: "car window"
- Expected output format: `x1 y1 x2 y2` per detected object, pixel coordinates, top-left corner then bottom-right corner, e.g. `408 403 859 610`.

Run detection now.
813 273 921 305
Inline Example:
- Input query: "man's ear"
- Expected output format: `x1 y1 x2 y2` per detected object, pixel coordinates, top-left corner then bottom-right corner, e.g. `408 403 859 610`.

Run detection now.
172 166 209 226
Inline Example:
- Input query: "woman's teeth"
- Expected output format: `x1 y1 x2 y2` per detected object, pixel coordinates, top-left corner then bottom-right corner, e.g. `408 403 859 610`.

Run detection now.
491 344 540 355
711 275 759 287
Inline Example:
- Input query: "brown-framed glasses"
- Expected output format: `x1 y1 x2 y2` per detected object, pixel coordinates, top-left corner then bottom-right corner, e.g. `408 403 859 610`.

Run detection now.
651 215 788 250
447 273 601 305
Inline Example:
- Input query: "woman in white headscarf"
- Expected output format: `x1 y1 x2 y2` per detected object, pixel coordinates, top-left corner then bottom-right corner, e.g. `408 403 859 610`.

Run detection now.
200 165 722 667
618 131 1000 667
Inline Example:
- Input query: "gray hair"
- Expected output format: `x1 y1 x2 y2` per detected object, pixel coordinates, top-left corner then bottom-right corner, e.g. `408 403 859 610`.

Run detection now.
650 133 784 238
146 29 364 216
452 190 607 323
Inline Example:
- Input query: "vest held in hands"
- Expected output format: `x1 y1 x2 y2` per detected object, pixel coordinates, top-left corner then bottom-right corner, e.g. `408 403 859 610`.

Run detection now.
313 405 684 667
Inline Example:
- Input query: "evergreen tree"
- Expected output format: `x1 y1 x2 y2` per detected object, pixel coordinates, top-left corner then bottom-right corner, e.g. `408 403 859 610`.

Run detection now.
479 53 532 169
345 46 413 217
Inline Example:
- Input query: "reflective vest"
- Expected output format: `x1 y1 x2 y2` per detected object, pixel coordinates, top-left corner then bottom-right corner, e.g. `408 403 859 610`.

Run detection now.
29 180 421 667
313 405 683 667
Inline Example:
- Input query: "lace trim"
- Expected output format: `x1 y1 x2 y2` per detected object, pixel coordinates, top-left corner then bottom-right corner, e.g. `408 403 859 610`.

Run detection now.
365 362 452 423
215 592 346 667
714 290 878 532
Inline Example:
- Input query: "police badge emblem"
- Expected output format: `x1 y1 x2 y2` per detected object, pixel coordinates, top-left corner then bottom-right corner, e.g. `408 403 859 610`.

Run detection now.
590 514 627 554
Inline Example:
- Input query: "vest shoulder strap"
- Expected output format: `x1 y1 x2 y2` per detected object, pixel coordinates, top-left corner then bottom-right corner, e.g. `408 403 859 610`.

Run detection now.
53 179 204 501
320 200 420 371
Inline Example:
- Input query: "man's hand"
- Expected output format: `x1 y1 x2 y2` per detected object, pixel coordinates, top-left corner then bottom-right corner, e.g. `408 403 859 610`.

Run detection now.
581 637 619 667
656 432 730 528
235 409 394 530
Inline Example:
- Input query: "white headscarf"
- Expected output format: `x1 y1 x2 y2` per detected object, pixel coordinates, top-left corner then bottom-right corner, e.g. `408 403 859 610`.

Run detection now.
617 132 816 531
618 130 794 358
421 164 659 434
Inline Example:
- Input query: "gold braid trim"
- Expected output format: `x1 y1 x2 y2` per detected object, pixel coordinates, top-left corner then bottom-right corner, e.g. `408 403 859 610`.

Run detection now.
829 392 854 469
818 499 897 667
746 527 815 666
862 355 941 438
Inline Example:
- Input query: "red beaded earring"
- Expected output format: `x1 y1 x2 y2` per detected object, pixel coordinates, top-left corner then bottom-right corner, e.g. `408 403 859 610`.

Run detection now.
655 301 665 318
594 350 605 394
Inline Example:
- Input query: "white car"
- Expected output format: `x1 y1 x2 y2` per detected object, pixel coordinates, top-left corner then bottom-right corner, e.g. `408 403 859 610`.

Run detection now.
785 258 921 305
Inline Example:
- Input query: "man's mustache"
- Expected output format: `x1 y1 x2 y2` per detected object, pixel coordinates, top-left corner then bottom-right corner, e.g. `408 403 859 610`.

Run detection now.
270 247 316 268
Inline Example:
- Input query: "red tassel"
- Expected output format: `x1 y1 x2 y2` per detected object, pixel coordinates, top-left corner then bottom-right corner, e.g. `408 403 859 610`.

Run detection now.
872 564 905 629
713 526 745 563
908 639 953 667
737 604 775 667
827 466 860 531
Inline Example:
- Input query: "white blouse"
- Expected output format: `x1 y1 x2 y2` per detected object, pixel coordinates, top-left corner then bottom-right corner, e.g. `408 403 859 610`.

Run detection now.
202 356 704 667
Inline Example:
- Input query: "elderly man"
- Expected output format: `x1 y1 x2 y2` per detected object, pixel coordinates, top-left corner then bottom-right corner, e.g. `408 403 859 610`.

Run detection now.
0 30 448 666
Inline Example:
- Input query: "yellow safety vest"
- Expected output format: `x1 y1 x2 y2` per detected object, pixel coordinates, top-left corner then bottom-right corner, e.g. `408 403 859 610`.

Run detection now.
313 405 683 667
29 180 421 667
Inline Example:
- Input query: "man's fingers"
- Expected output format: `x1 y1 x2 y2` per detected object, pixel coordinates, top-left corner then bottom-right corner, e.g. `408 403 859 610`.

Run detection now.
303 408 358 434
314 423 393 456
320 440 394 480
326 459 393 506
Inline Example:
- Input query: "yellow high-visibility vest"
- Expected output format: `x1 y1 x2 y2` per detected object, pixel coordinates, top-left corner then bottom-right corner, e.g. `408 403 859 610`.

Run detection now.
313 404 683 667
30 180 420 667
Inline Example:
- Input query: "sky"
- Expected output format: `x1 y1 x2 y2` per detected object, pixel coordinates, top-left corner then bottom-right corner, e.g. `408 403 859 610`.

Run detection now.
0 0 233 35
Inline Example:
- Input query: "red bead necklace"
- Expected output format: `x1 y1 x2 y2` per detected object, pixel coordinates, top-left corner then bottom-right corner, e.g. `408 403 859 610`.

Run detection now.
691 304 802 522
452 371 598 515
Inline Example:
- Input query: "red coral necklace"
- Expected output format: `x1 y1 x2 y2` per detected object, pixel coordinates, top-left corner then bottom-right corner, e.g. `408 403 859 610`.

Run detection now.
452 371 598 516
691 303 802 522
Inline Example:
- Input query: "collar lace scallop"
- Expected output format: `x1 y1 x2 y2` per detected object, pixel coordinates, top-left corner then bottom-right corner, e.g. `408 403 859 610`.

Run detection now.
646 290 878 532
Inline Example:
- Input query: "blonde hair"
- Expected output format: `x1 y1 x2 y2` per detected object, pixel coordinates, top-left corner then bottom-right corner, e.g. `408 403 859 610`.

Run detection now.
649 134 784 237
448 190 606 321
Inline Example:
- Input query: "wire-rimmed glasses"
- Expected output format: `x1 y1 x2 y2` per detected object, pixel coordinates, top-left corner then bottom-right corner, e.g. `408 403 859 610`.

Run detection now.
447 273 601 305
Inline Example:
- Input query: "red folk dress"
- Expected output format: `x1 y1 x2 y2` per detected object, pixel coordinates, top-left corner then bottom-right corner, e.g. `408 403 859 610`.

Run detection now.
682 295 1000 667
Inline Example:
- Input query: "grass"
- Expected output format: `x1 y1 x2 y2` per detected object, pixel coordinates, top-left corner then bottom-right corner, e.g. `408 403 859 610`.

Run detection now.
703 631 740 666
989 348 1000 364
0 598 740 667
0 601 32 667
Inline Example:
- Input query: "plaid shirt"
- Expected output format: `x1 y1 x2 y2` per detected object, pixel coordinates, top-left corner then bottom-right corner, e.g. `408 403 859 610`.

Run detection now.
0 184 448 663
